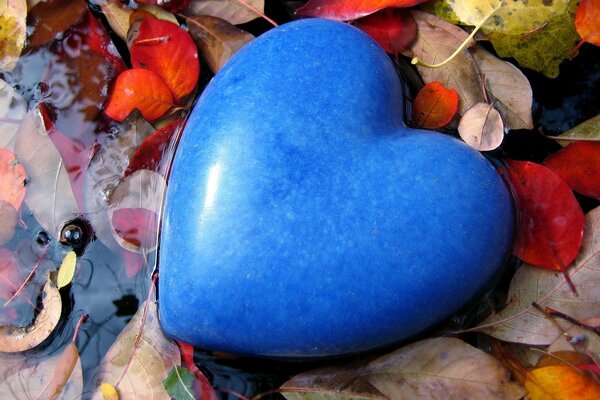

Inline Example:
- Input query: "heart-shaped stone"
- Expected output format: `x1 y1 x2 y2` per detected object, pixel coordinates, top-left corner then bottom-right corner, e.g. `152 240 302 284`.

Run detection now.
159 19 514 358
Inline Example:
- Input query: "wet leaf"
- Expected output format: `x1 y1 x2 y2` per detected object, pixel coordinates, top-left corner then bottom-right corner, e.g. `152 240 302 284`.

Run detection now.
0 0 26 72
458 102 504 151
0 202 17 245
130 18 199 101
470 46 533 131
556 114 600 144
137 0 188 13
100 0 132 42
525 364 600 400
0 248 23 300
91 301 181 400
101 382 119 400
505 160 585 271
108 169 166 253
575 0 600 46
0 79 27 150
544 141 600 199
56 251 76 289
408 11 484 114
354 8 417 54
476 206 600 345
139 4 179 25
184 0 265 25
296 0 428 21
412 81 459 129
105 68 174 122
14 108 79 237
0 147 26 211
163 366 195 400
27 0 88 47
548 317 600 360
177 342 218 400
186 15 255 73
79 10 127 73
0 274 61 353
125 119 181 177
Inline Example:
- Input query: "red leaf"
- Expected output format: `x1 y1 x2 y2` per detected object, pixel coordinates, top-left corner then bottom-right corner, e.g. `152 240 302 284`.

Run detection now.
505 160 585 271
296 0 428 21
136 0 189 12
125 120 182 177
575 0 600 46
78 11 127 73
27 0 88 47
176 341 219 400
105 68 174 122
112 207 159 250
0 148 26 211
544 141 600 199
355 8 417 54
0 248 23 300
412 82 459 129
130 19 200 101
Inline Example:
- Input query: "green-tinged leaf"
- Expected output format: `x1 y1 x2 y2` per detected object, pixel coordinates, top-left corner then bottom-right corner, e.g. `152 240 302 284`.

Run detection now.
163 366 195 400
57 251 77 289
0 0 27 72
420 0 460 24
555 114 600 145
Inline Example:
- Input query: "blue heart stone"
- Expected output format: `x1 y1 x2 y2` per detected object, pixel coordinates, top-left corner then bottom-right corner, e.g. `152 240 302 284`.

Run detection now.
159 19 514 358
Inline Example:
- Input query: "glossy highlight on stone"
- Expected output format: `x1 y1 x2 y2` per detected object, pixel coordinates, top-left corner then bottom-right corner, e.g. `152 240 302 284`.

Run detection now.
159 19 514 358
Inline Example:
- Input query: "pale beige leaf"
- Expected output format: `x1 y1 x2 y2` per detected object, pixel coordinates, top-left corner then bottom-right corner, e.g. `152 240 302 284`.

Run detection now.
470 46 533 130
365 338 525 400
0 342 83 400
57 251 77 289
0 0 27 72
458 102 504 151
100 0 132 42
91 301 180 400
547 317 600 361
14 108 79 237
476 206 600 345
184 0 265 25
409 11 484 114
556 114 600 146
0 200 17 245
187 15 255 73
0 78 27 150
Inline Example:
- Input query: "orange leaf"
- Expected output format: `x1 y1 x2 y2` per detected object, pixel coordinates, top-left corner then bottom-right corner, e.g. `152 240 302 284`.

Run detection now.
0 148 26 211
354 8 417 54
575 0 600 46
525 365 600 400
296 0 428 21
412 82 459 129
130 18 199 101
544 141 600 199
105 69 174 122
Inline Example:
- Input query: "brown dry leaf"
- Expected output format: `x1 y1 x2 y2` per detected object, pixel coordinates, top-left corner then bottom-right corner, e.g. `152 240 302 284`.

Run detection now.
475 206 600 345
0 0 27 72
470 46 533 130
0 78 27 150
100 0 132 41
187 15 254 73
0 201 17 245
548 317 600 360
184 0 265 25
408 11 484 114
458 102 504 151
14 107 79 237
0 342 83 399
0 273 61 353
91 300 180 400
27 0 88 47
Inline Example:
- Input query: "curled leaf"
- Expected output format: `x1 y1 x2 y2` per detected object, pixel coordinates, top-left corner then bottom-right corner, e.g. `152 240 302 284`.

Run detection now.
412 81 459 129
544 141 600 199
0 148 26 211
0 0 26 72
354 8 417 54
458 102 504 151
575 0 600 46
296 0 428 21
0 274 61 353
57 251 77 289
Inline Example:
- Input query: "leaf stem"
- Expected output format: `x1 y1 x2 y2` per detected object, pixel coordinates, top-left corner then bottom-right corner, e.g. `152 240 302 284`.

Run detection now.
233 0 278 27
4 244 49 306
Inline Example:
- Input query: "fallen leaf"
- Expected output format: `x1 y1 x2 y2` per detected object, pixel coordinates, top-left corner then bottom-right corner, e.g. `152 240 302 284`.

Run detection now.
163 366 195 400
56 251 76 289
78 10 127 73
186 15 255 73
0 273 61 353
281 337 525 400
525 364 600 400
0 248 23 300
0 79 27 150
36 342 82 399
408 11 484 114
0 148 26 211
556 114 600 143
0 202 17 246
476 206 600 345
121 248 147 278
91 301 181 400
125 119 182 177
296 0 428 21
354 8 417 54
108 169 166 253
139 4 179 25
100 383 119 400
130 18 199 101
184 0 265 25
412 81 459 129
505 159 585 271
14 108 79 237
548 317 600 361
137 0 188 12
470 46 533 131
176 342 218 400
575 0 600 46
105 68 174 122
458 102 504 151
0 0 26 72
544 141 600 199
100 0 132 42
27 0 88 47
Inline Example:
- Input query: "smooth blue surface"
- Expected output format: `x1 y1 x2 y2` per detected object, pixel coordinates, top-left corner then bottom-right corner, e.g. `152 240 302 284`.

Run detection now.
159 19 514 358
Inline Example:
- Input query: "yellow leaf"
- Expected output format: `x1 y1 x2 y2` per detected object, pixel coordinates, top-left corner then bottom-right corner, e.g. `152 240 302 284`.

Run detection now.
57 251 77 289
100 383 119 400
0 0 27 72
525 365 600 400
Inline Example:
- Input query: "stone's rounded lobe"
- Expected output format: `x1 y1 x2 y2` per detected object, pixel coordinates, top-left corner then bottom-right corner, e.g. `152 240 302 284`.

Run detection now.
159 19 514 358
